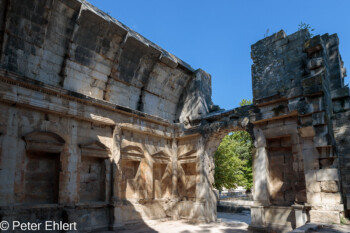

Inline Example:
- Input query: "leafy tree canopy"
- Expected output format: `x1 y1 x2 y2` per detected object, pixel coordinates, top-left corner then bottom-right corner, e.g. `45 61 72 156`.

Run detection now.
214 99 253 191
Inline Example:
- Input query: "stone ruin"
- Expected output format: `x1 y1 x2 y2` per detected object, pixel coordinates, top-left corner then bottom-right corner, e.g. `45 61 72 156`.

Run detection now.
0 0 349 232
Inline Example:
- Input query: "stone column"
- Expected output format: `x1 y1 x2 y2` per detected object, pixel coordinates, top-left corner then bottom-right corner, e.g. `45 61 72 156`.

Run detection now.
252 128 269 205
192 136 207 223
250 128 269 230
171 137 178 198
0 107 23 205
59 119 79 204
191 135 217 223
170 136 180 220
111 125 124 230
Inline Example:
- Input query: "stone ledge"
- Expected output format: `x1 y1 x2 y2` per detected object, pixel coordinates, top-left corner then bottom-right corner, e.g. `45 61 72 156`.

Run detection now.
332 87 350 100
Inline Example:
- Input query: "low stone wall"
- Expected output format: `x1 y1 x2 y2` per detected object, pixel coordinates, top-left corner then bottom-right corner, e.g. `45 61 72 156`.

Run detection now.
217 199 253 213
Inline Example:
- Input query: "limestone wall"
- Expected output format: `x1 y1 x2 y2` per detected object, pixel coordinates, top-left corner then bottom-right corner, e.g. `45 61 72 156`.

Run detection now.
0 64 215 230
249 29 348 232
0 0 214 123
0 0 349 232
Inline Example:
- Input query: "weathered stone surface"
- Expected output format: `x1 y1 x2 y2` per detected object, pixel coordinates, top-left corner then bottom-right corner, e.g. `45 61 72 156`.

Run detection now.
316 168 339 181
0 1 349 232
320 181 339 193
309 210 340 224
298 126 316 137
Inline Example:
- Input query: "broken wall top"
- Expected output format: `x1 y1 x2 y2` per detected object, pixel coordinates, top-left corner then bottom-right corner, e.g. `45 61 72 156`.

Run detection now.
251 29 347 105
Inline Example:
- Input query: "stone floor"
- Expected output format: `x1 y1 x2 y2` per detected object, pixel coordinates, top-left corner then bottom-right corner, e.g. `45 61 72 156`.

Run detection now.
110 211 251 233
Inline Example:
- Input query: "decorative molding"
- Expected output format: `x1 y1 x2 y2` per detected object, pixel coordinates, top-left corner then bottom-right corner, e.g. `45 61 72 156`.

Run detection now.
178 149 197 164
121 145 143 161
24 131 65 153
79 141 110 158
0 70 175 128
152 151 170 164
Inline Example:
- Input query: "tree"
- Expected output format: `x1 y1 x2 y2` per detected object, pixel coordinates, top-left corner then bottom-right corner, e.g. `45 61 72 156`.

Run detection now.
214 99 253 191
298 22 315 37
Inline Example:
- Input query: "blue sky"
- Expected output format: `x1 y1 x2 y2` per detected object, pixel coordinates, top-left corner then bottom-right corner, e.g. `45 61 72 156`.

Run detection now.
89 0 350 110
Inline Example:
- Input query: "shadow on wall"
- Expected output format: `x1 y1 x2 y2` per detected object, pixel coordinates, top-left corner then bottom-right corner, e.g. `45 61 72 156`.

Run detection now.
109 200 158 233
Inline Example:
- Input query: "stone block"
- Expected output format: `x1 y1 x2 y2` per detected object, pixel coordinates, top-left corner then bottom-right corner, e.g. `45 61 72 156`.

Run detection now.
264 206 293 225
298 126 315 137
286 87 303 99
304 35 323 54
312 112 325 125
321 192 341 204
250 206 265 226
159 53 178 69
331 87 350 99
316 168 339 181
309 210 340 224
292 205 307 228
307 57 324 70
311 204 344 212
301 74 323 88
304 170 317 183
303 85 324 96
314 135 329 147
307 192 321 205
307 181 321 193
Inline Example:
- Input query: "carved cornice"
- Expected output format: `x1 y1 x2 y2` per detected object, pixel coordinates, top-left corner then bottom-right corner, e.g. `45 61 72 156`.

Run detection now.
24 131 65 153
0 70 175 127
79 141 111 158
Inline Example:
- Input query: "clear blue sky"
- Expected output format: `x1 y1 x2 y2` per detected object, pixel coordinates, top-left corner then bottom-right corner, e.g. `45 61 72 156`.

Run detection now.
89 0 350 110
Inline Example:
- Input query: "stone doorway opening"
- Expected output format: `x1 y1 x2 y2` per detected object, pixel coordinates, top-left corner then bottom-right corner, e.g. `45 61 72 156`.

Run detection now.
213 130 254 228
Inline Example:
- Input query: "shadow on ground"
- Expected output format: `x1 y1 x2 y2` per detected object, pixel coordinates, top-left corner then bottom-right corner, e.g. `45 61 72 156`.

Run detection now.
111 211 250 233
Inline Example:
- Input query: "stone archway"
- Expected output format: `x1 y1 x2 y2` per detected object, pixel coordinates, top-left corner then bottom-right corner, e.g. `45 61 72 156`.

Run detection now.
181 105 257 223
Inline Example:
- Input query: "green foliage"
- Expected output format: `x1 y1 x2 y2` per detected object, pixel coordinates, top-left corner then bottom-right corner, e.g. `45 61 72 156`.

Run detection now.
298 22 315 37
214 99 253 191
239 99 252 106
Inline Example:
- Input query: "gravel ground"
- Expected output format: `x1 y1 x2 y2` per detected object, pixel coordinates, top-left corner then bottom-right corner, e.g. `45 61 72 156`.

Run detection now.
113 211 251 233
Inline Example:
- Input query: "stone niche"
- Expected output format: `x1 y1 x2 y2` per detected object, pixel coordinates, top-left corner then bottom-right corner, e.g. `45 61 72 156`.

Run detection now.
79 141 111 202
23 132 65 204
177 136 198 202
152 151 171 199
178 162 197 200
267 136 306 205
120 145 143 200
24 151 60 204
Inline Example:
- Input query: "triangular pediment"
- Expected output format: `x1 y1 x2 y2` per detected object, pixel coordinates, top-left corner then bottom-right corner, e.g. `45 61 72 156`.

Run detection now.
24 131 65 153
24 131 65 144
121 145 143 156
178 149 197 160
152 150 170 164
153 151 170 160
80 141 109 151
80 141 110 158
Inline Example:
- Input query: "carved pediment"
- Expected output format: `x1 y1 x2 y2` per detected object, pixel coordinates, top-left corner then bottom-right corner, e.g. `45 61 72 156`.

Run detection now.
178 149 197 163
121 145 143 161
152 151 170 164
80 141 110 158
24 131 65 153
